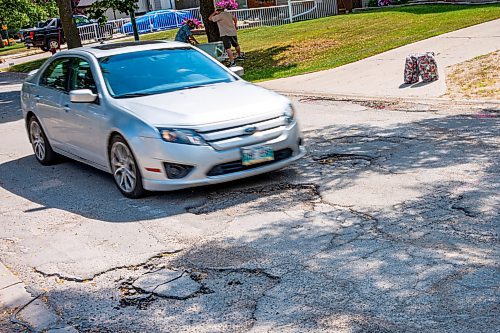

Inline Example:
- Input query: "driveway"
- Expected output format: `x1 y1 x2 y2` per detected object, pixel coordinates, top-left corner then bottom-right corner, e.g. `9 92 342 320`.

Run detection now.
0 72 498 332
260 19 500 99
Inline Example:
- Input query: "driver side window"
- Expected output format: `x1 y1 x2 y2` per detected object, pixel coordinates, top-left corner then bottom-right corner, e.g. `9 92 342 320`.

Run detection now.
40 58 71 91
69 58 97 94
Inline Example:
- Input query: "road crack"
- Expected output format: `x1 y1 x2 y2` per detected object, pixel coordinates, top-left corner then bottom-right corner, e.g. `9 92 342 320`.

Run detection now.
34 249 183 283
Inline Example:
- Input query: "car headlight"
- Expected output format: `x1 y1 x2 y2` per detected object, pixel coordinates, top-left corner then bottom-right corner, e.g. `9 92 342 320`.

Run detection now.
284 104 295 124
159 128 207 146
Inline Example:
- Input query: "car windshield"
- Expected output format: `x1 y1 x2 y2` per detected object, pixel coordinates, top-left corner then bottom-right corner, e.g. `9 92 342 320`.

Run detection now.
99 48 236 98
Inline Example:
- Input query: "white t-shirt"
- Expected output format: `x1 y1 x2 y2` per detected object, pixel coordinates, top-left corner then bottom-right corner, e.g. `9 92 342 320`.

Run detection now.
210 11 237 37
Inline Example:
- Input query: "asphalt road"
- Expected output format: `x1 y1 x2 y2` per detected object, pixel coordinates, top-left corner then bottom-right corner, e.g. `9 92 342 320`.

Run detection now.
0 72 499 332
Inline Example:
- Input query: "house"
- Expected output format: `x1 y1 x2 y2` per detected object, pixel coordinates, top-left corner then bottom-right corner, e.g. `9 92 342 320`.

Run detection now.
174 0 292 10
77 0 314 20
77 0 175 20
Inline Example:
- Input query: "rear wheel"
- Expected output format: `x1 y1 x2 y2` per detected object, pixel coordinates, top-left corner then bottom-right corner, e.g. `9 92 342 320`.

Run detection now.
47 38 59 50
109 136 146 198
29 116 58 165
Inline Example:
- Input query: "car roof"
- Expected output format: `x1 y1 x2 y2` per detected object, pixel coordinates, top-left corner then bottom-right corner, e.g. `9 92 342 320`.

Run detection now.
68 40 189 58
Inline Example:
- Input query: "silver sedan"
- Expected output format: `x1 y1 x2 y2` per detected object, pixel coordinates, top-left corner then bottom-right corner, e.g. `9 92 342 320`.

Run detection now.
21 41 305 198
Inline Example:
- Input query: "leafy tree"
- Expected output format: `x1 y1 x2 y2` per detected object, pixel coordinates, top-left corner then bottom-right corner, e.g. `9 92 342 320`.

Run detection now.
0 0 58 32
87 0 140 41
200 0 220 42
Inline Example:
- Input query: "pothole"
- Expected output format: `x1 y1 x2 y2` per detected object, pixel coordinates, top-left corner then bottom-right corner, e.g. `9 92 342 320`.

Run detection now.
118 266 279 312
313 153 374 167
186 183 320 215
119 269 213 309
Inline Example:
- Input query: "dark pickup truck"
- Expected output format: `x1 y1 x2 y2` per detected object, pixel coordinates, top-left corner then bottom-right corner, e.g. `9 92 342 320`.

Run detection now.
24 15 113 51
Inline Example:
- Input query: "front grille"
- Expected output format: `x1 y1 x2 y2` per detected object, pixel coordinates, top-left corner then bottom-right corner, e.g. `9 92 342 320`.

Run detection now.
207 148 293 177
198 116 287 151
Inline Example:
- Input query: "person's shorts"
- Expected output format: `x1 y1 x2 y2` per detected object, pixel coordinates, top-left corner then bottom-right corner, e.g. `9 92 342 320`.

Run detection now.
221 36 239 49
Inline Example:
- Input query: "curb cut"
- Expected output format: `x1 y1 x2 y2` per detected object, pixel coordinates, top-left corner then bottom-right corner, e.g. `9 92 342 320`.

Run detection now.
0 262 78 333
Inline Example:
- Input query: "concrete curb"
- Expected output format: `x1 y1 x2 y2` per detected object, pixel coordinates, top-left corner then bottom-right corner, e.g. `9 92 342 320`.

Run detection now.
276 90 500 106
0 262 78 333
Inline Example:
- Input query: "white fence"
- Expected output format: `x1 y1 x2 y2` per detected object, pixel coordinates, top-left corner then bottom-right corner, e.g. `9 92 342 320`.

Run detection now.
78 1 337 44
78 18 131 43
231 0 337 29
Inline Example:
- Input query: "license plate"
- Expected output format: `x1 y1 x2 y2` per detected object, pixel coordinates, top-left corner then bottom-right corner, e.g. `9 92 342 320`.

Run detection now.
241 145 274 166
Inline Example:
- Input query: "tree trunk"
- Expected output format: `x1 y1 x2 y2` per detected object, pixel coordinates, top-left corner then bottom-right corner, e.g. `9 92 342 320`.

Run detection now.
56 0 82 49
130 11 140 41
199 0 220 42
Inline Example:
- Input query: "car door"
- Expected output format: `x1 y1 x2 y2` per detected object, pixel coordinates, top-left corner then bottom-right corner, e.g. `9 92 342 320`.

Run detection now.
35 57 72 151
65 57 110 168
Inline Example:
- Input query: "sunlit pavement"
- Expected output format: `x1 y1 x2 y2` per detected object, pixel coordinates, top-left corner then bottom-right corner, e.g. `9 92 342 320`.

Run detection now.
0 72 499 332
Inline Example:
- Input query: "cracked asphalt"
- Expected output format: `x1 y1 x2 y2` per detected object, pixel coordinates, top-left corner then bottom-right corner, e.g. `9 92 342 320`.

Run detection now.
0 72 499 332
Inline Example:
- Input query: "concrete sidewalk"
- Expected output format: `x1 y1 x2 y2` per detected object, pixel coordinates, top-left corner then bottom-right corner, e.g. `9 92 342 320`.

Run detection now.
0 262 77 332
0 52 51 70
260 19 500 99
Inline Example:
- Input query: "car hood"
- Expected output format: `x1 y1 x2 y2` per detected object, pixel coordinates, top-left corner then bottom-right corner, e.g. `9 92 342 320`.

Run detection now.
114 81 290 129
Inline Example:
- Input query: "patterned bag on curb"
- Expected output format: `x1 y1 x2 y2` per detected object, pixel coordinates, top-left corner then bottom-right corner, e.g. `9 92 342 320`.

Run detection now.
416 52 439 82
404 55 419 84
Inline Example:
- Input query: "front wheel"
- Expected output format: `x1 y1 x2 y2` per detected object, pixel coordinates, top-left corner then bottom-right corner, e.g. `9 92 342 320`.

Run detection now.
109 136 146 198
29 116 58 165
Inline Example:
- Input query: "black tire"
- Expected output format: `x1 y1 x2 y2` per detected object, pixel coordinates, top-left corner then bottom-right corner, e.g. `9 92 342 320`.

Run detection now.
109 135 146 198
46 38 59 50
28 116 58 165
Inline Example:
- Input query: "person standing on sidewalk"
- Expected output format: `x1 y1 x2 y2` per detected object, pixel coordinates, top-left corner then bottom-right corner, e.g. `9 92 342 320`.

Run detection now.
209 6 244 67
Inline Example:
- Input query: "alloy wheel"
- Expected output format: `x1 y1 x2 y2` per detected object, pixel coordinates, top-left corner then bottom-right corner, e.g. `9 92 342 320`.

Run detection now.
49 40 59 49
30 121 46 161
110 141 137 193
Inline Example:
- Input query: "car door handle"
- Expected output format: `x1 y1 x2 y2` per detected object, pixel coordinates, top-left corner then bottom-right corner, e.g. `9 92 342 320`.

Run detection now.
63 104 71 112
34 95 41 101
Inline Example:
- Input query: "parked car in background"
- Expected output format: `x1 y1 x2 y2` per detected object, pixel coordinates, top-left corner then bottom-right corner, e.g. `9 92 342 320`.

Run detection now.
24 15 113 51
122 10 194 34
21 41 305 198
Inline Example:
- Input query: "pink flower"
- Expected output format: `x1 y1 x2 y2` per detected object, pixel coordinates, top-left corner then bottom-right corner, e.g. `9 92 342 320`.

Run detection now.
216 0 239 10
182 18 202 28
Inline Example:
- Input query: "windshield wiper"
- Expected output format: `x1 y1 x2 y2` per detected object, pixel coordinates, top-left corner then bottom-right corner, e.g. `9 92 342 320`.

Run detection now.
180 82 223 90
180 85 206 91
114 92 155 99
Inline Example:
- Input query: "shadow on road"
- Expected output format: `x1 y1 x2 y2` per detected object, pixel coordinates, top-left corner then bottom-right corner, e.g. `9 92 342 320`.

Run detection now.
0 154 303 222
0 90 22 124
0 113 498 224
39 176 499 332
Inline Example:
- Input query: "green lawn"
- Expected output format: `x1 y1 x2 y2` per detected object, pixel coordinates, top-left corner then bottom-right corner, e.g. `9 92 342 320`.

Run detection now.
126 4 500 81
3 58 48 73
5 4 500 81
0 43 27 56
240 4 500 81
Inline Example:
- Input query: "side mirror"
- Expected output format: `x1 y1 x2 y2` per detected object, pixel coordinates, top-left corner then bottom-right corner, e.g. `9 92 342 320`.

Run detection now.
69 89 97 103
229 66 244 77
